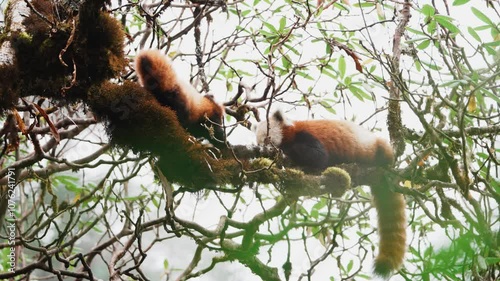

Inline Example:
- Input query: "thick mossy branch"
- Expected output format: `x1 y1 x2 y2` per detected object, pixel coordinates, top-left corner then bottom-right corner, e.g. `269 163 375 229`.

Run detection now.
88 82 240 189
246 159 352 198
335 163 390 187
0 0 379 198
93 82 357 194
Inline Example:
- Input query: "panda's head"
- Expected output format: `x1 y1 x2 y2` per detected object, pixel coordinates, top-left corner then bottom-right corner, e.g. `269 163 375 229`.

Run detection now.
253 110 292 146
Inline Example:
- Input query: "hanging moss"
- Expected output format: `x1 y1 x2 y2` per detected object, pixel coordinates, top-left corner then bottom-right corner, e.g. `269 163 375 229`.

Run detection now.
74 0 127 84
4 0 126 104
9 0 72 99
11 28 72 98
0 64 20 114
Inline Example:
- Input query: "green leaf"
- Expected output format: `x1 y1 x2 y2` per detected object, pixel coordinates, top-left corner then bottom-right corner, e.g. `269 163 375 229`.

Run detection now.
297 71 315 80
123 195 148 201
435 15 460 34
484 45 497 56
492 28 499 40
321 67 338 79
281 55 291 69
226 81 233 92
421 4 435 17
312 198 327 211
427 20 437 34
56 175 79 182
353 2 375 8
471 71 480 82
476 152 489 160
471 7 495 26
453 0 470 5
481 89 500 104
492 179 500 194
424 245 434 258
310 208 319 219
475 88 485 107
356 273 372 280
228 8 238 16
421 60 442 71
415 60 422 72
275 65 287 75
467 27 482 42
319 101 336 114
484 40 500 47
325 41 332 54
274 4 286 13
259 30 275 38
338 56 346 79
241 10 251 17
56 175 80 191
349 85 372 101
439 79 467 88
474 24 491 31
317 22 327 36
417 39 431 50
333 2 350 12
344 76 352 86
347 260 354 272
406 27 426 36
263 22 277 33
152 197 159 208
284 43 300 56
279 17 286 32
485 257 500 265
164 259 169 269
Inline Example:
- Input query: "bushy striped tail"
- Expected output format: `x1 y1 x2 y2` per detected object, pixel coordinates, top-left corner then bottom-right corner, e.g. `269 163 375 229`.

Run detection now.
371 184 406 279
135 49 178 94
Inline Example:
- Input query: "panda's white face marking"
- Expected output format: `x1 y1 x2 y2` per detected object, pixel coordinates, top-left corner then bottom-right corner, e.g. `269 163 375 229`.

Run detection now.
255 118 283 146
254 111 293 146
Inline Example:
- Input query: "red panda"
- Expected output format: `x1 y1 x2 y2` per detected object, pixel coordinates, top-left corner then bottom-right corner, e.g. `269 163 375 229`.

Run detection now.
135 49 225 147
255 110 406 278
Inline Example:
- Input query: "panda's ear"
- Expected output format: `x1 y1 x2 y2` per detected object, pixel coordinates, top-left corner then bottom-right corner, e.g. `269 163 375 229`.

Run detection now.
272 110 285 123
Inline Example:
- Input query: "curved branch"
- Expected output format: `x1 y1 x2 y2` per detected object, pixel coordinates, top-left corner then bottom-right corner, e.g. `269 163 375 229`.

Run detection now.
0 124 94 182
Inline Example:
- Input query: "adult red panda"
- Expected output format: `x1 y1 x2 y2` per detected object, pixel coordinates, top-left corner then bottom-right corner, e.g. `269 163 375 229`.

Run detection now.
255 110 406 278
135 49 225 147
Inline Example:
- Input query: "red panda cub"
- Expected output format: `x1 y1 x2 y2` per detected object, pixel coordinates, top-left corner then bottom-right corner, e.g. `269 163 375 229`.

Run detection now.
135 49 225 147
255 110 406 278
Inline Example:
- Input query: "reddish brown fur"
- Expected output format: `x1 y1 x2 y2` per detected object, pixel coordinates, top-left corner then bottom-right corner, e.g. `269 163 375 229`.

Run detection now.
280 119 405 277
134 50 224 124
186 92 224 124
135 50 179 94
282 120 394 166
134 50 225 144
371 184 406 278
